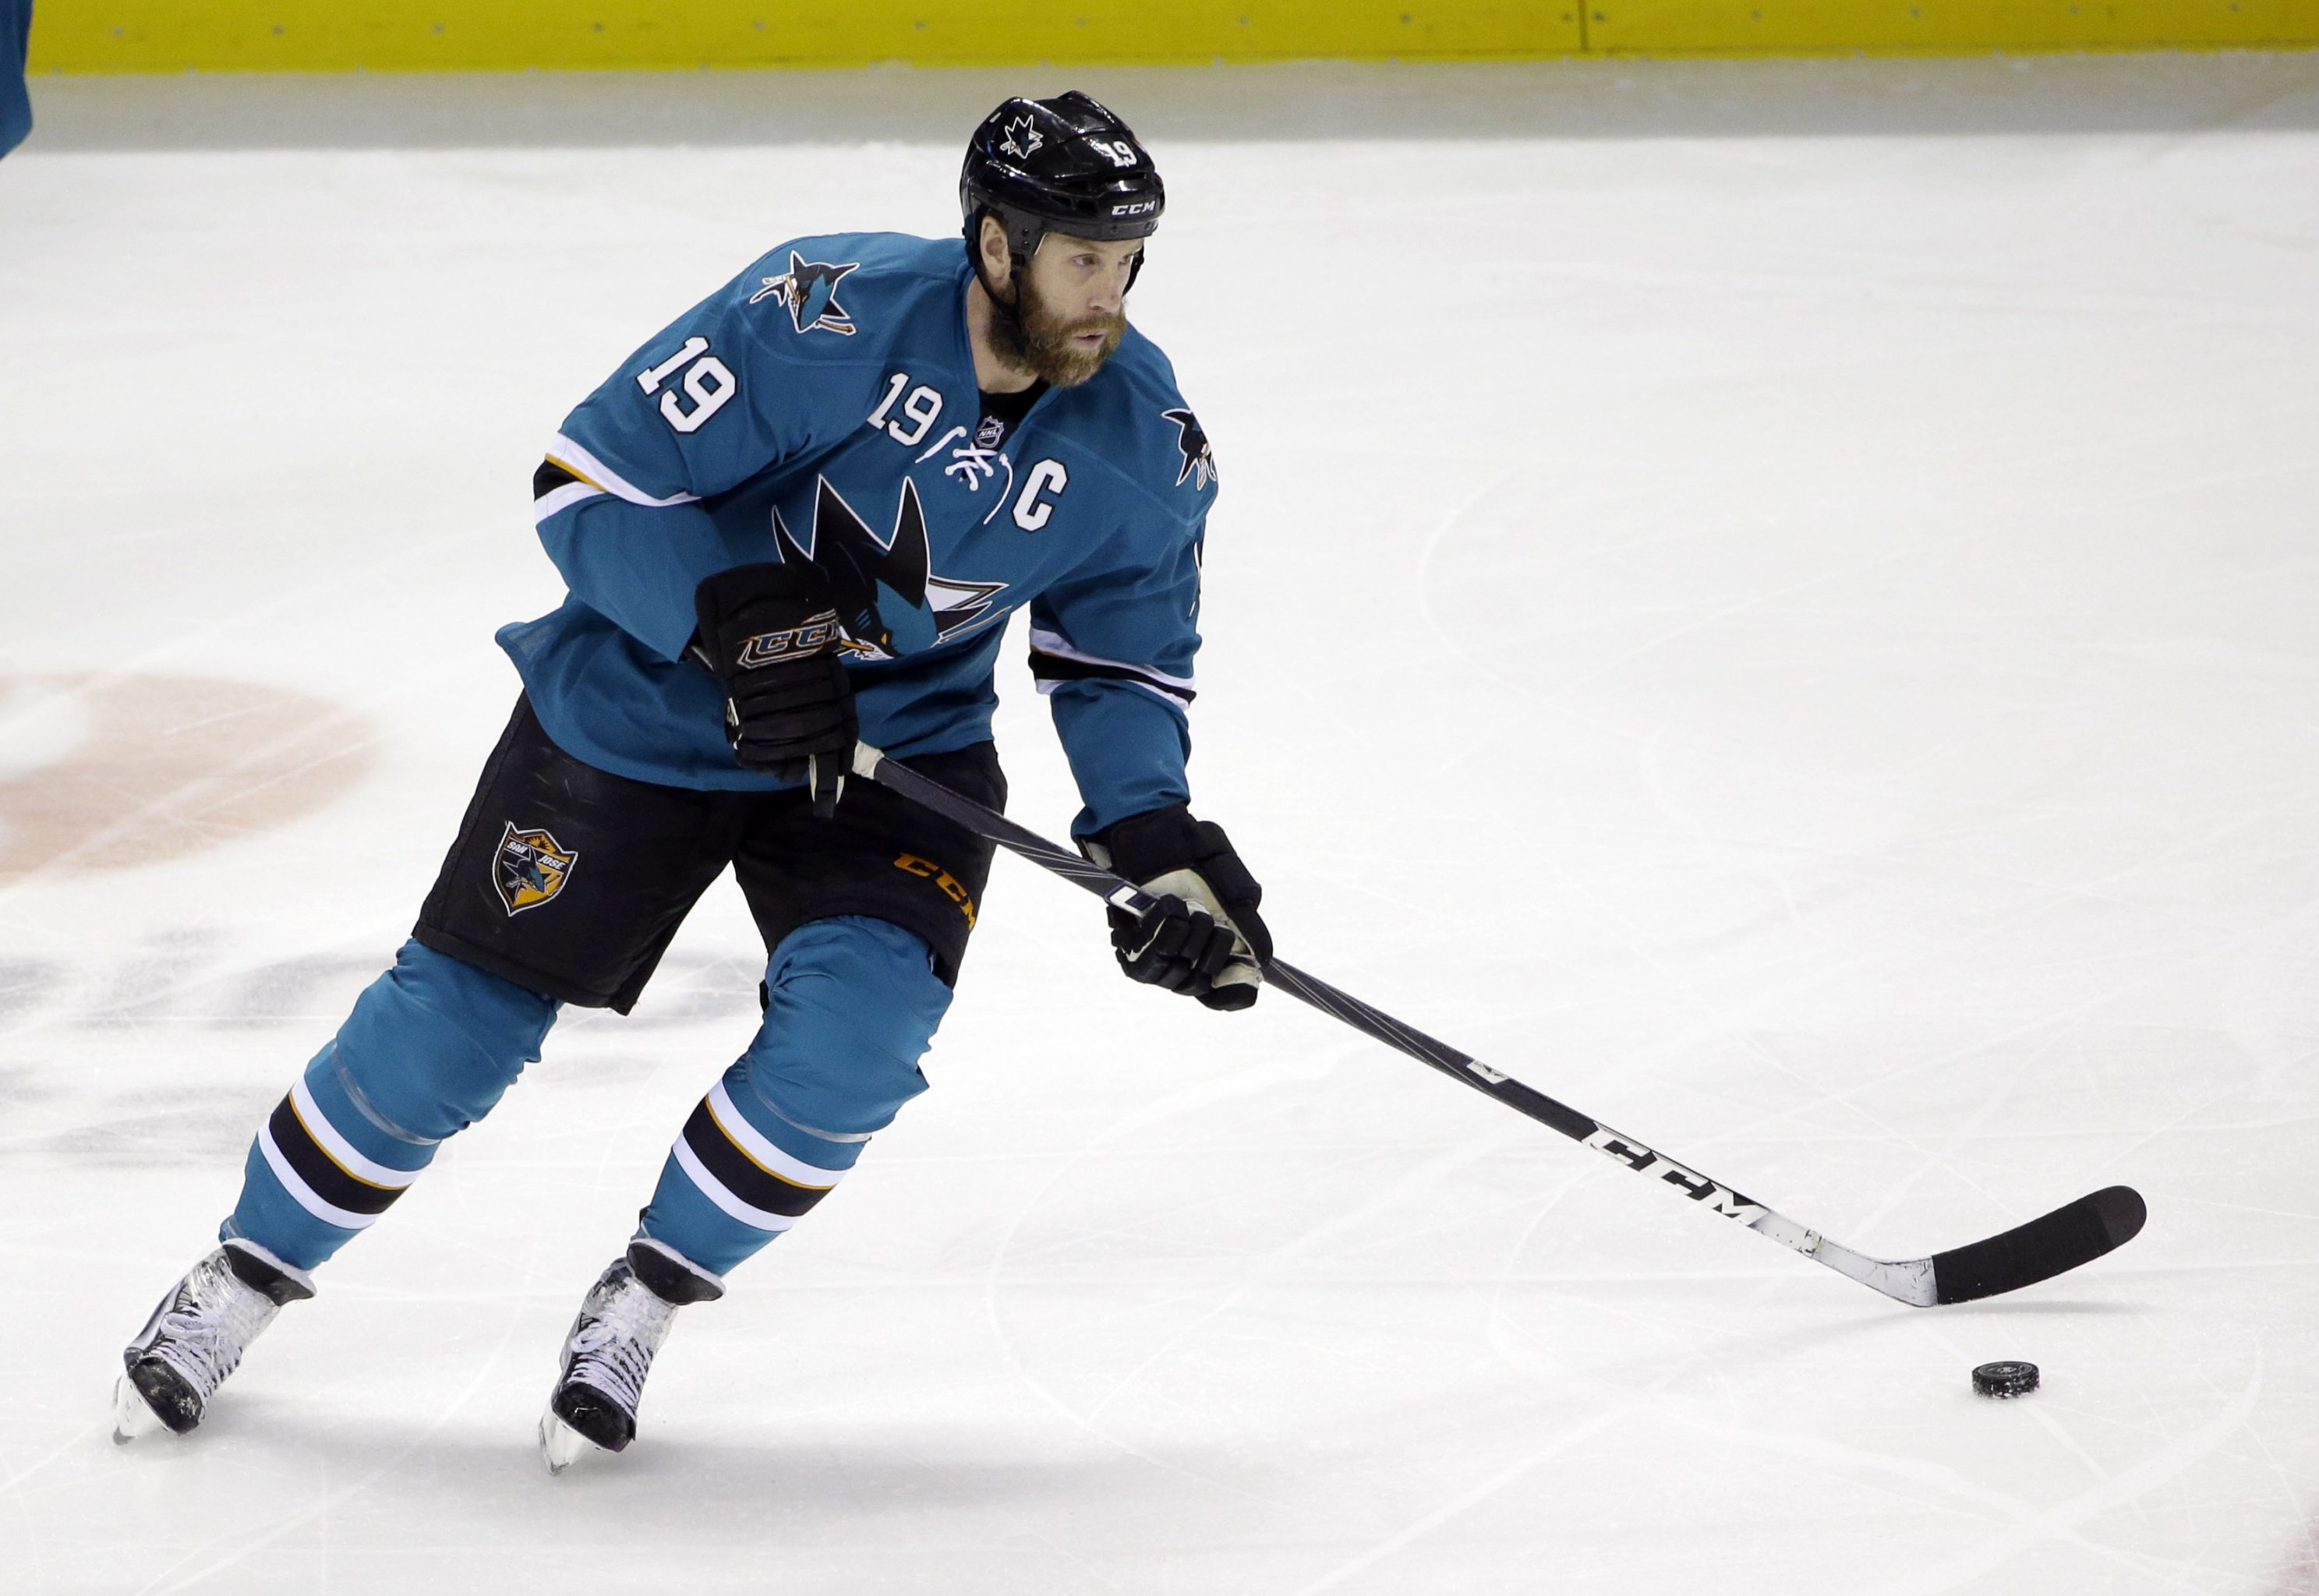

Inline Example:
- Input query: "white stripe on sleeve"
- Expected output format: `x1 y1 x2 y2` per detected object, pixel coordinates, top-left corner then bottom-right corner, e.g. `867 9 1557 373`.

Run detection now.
532 479 607 523
545 433 702 509
1027 627 1196 693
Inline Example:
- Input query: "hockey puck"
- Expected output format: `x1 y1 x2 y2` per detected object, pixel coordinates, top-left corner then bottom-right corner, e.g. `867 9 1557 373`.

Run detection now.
1971 1361 2039 1399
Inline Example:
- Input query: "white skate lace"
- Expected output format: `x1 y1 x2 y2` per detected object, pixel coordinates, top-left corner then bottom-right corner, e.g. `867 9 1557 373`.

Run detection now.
564 1275 675 1414
145 1255 278 1400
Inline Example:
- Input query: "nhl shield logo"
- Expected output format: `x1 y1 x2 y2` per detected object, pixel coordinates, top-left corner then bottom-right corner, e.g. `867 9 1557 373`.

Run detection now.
493 822 578 916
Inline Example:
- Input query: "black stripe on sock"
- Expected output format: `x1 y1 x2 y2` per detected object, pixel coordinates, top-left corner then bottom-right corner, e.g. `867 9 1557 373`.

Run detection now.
679 1100 831 1220
267 1095 404 1217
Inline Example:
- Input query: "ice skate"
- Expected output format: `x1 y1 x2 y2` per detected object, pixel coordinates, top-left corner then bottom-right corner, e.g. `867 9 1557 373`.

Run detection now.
113 1238 314 1442
539 1238 723 1474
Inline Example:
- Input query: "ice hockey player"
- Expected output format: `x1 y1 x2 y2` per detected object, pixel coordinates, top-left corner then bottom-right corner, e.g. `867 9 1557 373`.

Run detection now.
112 90 1268 1472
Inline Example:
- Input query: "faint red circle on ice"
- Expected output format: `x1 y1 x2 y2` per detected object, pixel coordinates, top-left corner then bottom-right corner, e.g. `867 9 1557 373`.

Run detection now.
0 673 374 882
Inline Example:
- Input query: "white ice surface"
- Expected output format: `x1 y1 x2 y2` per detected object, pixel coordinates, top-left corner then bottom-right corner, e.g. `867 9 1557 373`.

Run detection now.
3 56 2317 1595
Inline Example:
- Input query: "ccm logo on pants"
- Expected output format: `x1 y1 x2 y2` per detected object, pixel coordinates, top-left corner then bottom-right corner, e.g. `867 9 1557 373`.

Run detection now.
893 852 976 926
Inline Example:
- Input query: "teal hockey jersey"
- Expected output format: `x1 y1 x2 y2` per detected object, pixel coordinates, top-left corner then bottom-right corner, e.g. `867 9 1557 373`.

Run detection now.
1 0 30 158
500 231 1219 835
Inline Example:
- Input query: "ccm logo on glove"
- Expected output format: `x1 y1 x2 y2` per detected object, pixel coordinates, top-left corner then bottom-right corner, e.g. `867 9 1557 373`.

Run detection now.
691 562 858 814
736 613 838 667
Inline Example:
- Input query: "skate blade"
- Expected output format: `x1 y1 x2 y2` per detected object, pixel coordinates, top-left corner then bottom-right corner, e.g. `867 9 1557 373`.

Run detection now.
538 1404 596 1476
111 1372 168 1445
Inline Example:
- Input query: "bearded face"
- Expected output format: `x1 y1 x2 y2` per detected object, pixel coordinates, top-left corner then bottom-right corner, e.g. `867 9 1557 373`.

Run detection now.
985 249 1132 388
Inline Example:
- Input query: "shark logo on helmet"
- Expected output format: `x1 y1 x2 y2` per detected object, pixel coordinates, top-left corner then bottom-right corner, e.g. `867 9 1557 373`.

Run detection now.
998 115 1045 161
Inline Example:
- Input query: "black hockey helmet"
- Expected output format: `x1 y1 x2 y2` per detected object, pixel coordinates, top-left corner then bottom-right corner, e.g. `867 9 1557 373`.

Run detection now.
960 91 1163 282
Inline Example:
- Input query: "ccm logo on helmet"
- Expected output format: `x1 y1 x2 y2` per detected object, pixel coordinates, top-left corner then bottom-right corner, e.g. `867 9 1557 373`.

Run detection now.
1111 200 1159 217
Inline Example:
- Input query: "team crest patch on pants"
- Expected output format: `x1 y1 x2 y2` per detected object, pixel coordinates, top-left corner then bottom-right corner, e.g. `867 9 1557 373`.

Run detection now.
494 822 578 916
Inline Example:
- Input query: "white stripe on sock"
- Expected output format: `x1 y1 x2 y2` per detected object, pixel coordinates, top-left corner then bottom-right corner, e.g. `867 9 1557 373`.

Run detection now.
670 1138 799 1234
707 1082 846 1191
257 1122 379 1231
290 1075 416 1191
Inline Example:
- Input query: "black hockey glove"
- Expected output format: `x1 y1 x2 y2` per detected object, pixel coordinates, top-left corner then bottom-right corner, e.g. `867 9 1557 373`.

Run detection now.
1083 804 1271 1012
691 562 857 814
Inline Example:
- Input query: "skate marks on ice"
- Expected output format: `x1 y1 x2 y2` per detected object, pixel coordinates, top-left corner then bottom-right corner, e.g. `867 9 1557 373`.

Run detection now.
0 937 765 1171
87 1340 1182 1594
2269 1496 2319 1596
94 1291 545 1596
1466 1263 2268 1594
0 937 762 1037
0 673 374 888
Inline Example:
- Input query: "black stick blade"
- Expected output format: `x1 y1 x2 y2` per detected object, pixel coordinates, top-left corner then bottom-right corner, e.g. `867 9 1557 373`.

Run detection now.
1930 1185 2147 1305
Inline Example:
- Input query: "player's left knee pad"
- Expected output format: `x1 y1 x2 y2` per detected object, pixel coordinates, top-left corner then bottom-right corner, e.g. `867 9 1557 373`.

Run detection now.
639 916 950 1276
228 941 560 1270
740 916 951 1141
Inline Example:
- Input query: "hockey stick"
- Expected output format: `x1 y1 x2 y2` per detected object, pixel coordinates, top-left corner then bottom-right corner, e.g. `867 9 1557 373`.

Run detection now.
852 744 2146 1307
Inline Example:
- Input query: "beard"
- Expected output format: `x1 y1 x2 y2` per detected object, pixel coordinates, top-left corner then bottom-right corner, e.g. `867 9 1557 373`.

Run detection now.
987 270 1126 389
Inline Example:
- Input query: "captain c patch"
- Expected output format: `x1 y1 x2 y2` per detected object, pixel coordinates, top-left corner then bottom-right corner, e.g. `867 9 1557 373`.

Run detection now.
494 822 578 916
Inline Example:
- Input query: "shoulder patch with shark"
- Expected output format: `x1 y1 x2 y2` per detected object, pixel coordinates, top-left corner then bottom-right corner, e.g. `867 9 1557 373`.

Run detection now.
749 252 861 337
1161 408 1216 491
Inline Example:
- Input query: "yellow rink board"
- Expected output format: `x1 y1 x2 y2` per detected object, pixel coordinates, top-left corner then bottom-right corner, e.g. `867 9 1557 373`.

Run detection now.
27 0 2319 72
1593 1 2319 54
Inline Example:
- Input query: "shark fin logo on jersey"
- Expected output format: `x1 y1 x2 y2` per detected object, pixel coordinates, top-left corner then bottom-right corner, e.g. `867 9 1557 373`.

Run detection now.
751 252 860 336
999 116 1044 161
772 476 1008 661
1162 408 1216 490
493 823 578 916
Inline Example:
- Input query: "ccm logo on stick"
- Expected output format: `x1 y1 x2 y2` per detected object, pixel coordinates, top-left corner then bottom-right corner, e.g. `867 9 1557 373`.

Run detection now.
1582 1129 1766 1223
